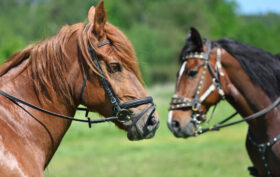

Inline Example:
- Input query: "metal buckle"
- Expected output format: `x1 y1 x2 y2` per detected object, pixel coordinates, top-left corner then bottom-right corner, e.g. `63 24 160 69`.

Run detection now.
191 113 203 137
191 100 201 111
258 144 266 153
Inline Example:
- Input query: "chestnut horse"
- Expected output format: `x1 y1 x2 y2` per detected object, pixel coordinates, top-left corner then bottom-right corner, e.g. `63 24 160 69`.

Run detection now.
168 27 280 177
0 1 159 176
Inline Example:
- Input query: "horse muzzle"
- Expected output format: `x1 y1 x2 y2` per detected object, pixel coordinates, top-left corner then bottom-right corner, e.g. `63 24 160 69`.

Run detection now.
168 118 196 138
118 97 160 141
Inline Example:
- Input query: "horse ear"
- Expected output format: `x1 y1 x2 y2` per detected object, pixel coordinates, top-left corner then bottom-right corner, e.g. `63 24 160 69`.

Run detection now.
186 27 203 52
92 1 107 39
88 6 95 23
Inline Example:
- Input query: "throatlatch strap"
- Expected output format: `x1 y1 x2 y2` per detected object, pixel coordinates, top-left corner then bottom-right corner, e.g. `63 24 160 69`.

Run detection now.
79 67 89 103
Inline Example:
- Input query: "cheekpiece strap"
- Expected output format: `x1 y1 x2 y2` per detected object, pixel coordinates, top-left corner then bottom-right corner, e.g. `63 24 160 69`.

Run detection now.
85 23 120 114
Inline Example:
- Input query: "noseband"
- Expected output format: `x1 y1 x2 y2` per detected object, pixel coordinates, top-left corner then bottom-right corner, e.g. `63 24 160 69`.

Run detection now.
169 40 224 134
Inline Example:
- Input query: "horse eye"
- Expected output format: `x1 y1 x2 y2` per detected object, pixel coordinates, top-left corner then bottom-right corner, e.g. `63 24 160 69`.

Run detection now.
110 62 122 73
187 70 198 78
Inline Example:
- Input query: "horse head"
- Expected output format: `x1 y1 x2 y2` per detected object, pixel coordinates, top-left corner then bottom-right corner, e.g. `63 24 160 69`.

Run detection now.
168 27 227 137
78 2 159 140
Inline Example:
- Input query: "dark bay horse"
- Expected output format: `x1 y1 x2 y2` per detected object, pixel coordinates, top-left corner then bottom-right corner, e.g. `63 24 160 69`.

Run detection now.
168 27 280 177
0 1 159 176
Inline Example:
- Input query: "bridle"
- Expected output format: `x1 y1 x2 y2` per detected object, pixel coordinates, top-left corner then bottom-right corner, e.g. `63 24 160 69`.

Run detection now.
169 40 280 177
77 24 156 128
0 24 156 149
169 40 225 135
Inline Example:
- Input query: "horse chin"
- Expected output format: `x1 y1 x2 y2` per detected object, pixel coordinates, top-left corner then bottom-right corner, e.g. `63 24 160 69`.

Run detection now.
183 122 197 138
172 132 194 139
126 126 144 141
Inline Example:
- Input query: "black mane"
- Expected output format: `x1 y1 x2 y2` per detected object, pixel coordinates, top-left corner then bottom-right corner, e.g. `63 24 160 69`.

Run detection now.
216 38 280 101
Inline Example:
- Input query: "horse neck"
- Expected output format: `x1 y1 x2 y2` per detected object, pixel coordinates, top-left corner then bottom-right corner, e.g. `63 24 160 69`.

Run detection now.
221 51 280 141
0 33 84 167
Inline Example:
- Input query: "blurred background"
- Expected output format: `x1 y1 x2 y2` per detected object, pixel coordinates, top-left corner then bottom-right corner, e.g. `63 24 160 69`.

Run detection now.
0 0 279 176
1 0 280 85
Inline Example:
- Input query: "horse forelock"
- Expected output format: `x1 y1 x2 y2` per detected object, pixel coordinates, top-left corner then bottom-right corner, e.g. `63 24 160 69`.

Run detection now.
78 22 142 82
103 23 142 82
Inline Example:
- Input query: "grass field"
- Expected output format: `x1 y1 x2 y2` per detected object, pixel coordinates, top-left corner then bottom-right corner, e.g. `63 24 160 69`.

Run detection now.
44 84 252 177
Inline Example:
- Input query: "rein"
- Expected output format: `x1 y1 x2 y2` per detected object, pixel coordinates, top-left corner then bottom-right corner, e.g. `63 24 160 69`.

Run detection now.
199 97 280 134
0 90 118 127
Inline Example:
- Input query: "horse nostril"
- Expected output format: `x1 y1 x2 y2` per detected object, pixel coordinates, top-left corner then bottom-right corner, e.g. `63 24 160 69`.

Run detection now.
147 115 157 126
151 116 158 125
145 115 159 132
171 119 180 131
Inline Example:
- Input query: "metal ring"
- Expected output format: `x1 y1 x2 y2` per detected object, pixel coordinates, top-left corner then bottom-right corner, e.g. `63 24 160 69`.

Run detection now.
116 109 131 123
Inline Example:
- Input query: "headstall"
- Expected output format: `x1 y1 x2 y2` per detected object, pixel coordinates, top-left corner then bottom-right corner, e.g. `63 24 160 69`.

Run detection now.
169 40 224 135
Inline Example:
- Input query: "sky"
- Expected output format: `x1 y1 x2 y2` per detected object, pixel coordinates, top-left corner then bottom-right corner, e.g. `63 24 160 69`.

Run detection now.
234 0 280 14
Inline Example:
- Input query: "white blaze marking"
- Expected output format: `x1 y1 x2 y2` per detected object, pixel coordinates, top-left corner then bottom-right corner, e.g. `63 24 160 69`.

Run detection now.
168 111 173 125
177 61 187 85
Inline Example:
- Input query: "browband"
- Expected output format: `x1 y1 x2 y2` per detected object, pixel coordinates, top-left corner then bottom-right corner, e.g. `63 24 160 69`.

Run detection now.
182 40 212 61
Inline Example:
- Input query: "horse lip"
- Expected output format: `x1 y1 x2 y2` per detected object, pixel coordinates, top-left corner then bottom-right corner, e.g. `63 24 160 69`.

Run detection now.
126 123 144 141
173 131 194 138
127 119 159 141
170 121 196 138
182 123 196 138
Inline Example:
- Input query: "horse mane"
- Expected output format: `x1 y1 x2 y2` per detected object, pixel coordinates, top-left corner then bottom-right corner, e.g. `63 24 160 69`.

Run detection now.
276 53 280 59
216 38 280 100
0 22 141 106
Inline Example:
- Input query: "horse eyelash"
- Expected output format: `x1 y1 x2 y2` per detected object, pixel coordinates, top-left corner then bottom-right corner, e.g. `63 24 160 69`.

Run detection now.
187 70 198 78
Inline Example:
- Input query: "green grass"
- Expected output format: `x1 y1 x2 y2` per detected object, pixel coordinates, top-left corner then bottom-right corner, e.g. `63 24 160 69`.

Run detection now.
45 84 252 177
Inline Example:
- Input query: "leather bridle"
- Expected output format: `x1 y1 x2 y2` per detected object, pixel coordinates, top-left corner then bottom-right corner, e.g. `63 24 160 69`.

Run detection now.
169 40 280 177
169 40 225 135
0 24 156 129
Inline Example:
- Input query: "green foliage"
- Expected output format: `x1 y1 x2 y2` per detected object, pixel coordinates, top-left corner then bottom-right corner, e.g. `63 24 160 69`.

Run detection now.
0 17 25 63
106 0 144 28
233 13 280 53
125 24 181 85
0 0 280 84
